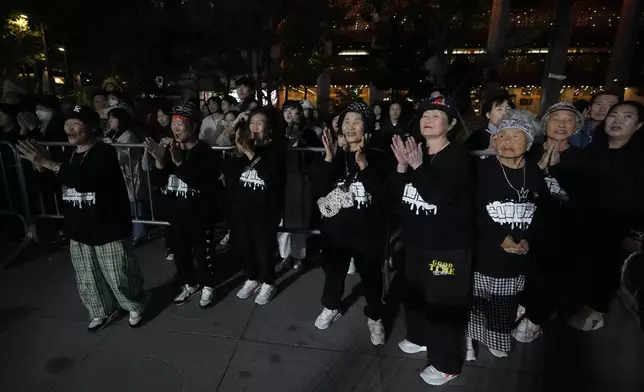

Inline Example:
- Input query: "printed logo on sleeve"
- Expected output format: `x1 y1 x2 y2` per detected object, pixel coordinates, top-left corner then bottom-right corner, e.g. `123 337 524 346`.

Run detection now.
486 201 536 230
336 181 371 208
163 174 199 197
240 167 266 190
402 183 438 215
62 186 96 208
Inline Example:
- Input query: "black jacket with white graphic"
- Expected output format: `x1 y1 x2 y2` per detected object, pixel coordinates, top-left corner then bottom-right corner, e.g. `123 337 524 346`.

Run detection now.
475 157 550 278
223 139 286 225
58 141 132 245
390 143 474 250
310 148 387 254
151 140 220 229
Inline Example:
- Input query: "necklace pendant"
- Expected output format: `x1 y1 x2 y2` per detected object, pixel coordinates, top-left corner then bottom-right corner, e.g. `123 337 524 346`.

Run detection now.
519 187 529 201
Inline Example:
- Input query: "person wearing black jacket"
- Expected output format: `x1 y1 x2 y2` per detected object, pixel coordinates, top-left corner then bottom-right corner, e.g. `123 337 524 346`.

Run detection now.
464 90 514 152
567 101 644 332
17 105 145 331
390 97 474 386
467 109 550 360
517 103 586 343
145 102 220 309
224 107 286 305
309 101 387 346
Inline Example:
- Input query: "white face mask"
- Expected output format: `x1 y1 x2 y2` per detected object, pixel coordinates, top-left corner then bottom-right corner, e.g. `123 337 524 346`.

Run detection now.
108 99 118 107
36 109 54 122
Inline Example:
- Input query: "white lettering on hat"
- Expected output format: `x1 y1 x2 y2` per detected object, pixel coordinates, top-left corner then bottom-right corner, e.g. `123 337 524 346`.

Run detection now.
73 105 82 113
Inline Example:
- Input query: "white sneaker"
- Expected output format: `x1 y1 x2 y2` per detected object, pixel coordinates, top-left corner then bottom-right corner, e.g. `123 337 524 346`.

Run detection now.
219 231 230 246
367 318 385 346
465 337 476 362
236 280 260 299
568 310 605 331
174 284 199 305
398 339 427 354
199 286 215 308
166 253 174 261
512 317 543 343
128 311 143 328
255 283 276 305
88 310 119 332
347 259 357 275
488 347 508 358
314 308 342 330
420 365 459 386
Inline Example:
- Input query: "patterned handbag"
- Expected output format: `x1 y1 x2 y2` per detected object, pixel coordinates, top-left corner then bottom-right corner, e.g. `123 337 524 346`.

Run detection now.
317 186 355 218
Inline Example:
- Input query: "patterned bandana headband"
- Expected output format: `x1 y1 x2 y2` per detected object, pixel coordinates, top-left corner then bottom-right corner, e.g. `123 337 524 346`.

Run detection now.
171 102 199 123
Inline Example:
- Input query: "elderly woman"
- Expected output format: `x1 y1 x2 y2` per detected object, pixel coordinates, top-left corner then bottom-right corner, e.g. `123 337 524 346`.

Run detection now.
515 103 585 343
309 101 387 346
467 109 550 360
225 107 286 305
390 97 474 386
145 102 221 309
568 101 644 331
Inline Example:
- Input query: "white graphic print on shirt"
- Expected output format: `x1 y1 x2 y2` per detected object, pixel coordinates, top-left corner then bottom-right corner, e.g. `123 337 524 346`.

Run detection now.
240 167 266 190
62 186 96 208
336 180 371 208
402 183 438 215
544 176 568 200
163 174 199 197
486 200 536 230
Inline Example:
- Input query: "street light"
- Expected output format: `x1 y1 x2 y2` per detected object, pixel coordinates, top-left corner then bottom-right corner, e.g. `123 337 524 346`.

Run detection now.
58 47 65 52
53 45 70 90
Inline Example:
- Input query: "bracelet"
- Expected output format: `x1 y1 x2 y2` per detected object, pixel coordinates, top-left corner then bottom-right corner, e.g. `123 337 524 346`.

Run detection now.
53 164 62 175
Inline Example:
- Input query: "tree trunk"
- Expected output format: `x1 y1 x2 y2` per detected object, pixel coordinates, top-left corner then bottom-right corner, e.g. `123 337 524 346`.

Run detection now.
539 0 574 115
605 0 644 91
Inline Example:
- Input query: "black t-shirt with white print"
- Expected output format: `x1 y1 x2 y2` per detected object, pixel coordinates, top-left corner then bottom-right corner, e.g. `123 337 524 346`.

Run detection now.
390 143 474 250
475 156 550 278
58 141 132 246
310 149 387 254
151 140 220 229
527 143 585 204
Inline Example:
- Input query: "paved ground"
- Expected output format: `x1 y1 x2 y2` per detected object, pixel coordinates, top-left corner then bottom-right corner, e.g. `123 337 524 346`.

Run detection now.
1 238 644 392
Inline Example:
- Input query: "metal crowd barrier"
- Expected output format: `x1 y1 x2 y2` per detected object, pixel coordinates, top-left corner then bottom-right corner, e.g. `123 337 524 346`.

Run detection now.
0 139 496 268
38 141 323 235
0 141 36 269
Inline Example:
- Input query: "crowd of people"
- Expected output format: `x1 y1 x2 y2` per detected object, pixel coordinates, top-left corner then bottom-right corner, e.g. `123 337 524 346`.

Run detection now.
2 76 643 387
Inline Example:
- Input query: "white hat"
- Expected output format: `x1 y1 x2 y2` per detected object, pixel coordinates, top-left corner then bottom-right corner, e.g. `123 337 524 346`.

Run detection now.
300 100 313 110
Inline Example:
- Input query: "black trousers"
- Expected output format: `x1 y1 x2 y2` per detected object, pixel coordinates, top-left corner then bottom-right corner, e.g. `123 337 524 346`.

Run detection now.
171 224 215 288
403 245 468 375
232 213 279 285
321 243 384 321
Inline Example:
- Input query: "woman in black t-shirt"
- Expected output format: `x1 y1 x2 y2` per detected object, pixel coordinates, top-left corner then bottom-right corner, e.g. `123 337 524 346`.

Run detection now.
390 96 474 387
467 109 549 360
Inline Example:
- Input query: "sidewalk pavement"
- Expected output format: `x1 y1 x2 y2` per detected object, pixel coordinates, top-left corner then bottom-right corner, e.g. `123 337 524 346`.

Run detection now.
1 239 643 392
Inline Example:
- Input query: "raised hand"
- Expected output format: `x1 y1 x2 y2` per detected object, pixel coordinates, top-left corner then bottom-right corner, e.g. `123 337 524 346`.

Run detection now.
143 137 167 162
355 135 368 170
16 139 50 167
391 134 408 171
549 142 561 167
405 138 423 170
235 130 254 160
169 141 183 166
322 127 337 163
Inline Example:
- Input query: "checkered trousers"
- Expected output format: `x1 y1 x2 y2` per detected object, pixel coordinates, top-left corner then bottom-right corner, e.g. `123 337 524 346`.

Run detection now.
70 239 145 319
467 272 525 353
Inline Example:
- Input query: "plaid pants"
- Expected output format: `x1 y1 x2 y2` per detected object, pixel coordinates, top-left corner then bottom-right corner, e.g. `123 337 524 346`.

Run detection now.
70 238 145 319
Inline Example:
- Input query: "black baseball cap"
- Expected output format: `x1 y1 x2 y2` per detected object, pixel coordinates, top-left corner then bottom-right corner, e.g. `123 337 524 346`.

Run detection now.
66 105 100 129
